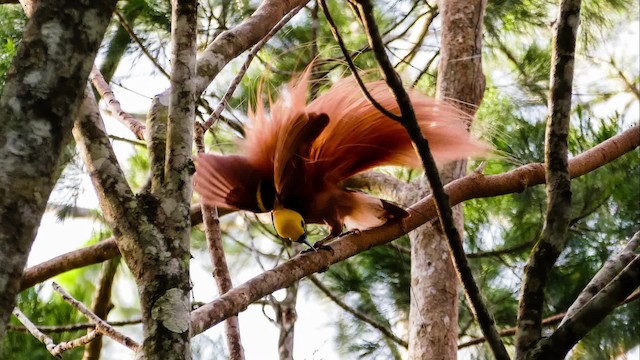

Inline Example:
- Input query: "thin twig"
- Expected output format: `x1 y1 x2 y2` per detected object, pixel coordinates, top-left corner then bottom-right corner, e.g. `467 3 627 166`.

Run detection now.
53 331 99 357
353 0 509 359
200 5 304 131
308 275 408 348
8 318 143 333
467 240 536 258
108 134 146 147
12 308 58 356
52 282 140 352
89 66 146 140
114 9 170 79
319 0 401 121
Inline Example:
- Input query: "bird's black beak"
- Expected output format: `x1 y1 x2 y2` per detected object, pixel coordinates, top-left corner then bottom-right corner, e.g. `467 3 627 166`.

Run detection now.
297 233 316 251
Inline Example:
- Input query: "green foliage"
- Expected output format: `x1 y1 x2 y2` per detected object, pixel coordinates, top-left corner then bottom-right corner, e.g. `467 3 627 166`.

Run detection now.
0 5 26 95
2 287 90 360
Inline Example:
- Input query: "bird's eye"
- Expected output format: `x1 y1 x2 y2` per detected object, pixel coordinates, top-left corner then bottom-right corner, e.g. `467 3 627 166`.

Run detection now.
301 220 305 228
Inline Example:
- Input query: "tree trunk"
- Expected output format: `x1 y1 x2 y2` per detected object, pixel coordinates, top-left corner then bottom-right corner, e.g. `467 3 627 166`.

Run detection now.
407 164 464 360
0 0 117 341
407 0 487 358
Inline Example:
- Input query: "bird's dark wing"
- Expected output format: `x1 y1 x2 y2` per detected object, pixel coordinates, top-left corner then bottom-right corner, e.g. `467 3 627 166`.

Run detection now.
194 154 269 213
273 112 329 206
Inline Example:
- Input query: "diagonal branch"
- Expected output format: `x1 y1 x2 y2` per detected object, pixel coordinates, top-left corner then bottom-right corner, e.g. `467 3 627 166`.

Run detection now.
561 231 639 323
200 5 304 132
113 9 171 79
319 0 401 121
52 282 140 352
73 89 157 278
353 0 509 358
458 290 640 349
190 125 638 337
89 66 146 140
531 256 640 358
515 0 582 356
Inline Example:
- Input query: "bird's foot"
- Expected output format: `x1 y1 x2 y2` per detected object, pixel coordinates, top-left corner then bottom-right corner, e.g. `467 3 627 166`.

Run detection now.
301 242 334 255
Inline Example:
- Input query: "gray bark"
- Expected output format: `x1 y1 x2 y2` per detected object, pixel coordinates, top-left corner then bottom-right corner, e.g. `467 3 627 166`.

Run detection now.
516 0 581 356
0 0 116 340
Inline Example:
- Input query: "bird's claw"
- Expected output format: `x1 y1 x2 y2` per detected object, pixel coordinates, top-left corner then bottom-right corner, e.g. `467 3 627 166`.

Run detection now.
301 242 334 255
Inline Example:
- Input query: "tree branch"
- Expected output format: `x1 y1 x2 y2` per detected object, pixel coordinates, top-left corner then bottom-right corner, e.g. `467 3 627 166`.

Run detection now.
190 127 639 338
531 256 640 358
319 0 402 121
353 0 509 359
202 204 245 360
561 231 639 323
200 4 304 132
9 318 142 334
113 9 170 79
83 257 120 360
458 290 640 349
516 0 581 356
73 89 155 278
12 308 57 356
52 282 140 352
19 204 217 291
89 66 146 140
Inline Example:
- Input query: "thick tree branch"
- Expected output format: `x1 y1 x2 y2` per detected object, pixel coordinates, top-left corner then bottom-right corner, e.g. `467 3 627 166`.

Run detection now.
73 90 157 278
531 256 640 358
458 290 640 349
0 0 117 340
561 231 639 323
190 124 639 337
19 204 217 291
516 0 581 356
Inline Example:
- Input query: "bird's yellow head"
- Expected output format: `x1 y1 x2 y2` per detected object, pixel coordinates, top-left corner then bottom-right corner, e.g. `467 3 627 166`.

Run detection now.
272 208 313 249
